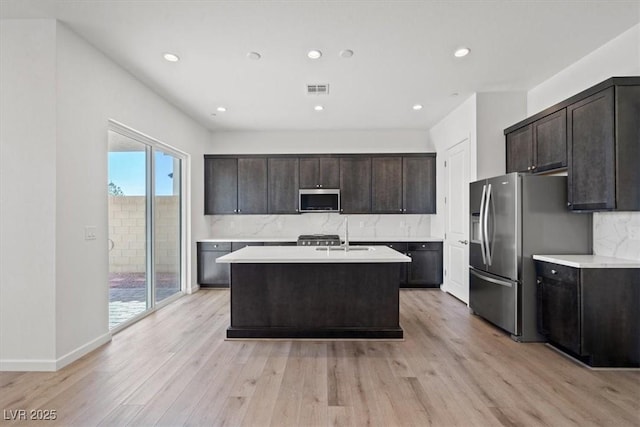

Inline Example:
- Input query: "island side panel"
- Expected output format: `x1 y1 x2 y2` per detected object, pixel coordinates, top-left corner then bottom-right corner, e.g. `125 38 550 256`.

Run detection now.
228 262 402 339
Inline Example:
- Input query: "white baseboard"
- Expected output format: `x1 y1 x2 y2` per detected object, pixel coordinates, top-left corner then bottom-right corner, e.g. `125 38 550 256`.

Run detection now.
56 332 112 370
0 332 112 372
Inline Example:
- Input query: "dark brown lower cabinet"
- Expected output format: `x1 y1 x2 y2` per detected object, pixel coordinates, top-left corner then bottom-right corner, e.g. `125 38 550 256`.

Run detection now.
197 242 231 287
353 241 443 288
535 261 639 367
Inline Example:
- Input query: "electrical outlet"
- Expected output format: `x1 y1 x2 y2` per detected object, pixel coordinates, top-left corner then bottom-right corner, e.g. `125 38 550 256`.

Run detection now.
629 225 640 241
84 226 97 241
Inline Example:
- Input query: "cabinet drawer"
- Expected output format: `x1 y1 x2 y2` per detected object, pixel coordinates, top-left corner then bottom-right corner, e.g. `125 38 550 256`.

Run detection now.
198 242 232 251
231 242 264 251
408 242 441 251
354 242 408 252
535 262 578 283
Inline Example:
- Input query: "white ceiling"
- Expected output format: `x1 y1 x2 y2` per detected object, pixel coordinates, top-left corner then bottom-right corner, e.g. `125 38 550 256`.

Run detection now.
2 1 639 131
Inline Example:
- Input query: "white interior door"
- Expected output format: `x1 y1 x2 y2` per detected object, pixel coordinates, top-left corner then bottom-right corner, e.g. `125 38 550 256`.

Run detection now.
444 138 470 303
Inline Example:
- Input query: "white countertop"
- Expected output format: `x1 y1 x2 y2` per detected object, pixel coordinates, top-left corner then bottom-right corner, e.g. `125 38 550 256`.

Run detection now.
199 236 442 243
216 245 412 263
533 254 640 269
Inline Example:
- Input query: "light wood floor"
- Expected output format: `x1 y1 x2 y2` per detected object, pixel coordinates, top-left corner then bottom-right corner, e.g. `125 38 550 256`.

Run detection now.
1 289 638 426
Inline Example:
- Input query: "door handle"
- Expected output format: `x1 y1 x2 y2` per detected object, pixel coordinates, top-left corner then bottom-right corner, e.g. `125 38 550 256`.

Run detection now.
479 185 487 265
458 240 468 245
484 184 492 266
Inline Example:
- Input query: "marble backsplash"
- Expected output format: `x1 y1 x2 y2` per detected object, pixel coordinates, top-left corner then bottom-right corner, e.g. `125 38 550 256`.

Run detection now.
593 212 640 261
207 213 432 239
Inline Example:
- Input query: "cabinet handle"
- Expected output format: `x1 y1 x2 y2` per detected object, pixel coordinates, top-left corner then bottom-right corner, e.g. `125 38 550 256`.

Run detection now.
458 240 468 245
531 165 536 170
319 184 323 188
567 202 571 207
551 269 557 275
536 279 541 284
527 166 532 171
233 209 237 213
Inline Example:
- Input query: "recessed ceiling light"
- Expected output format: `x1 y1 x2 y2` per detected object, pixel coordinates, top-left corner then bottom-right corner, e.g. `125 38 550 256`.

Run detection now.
412 104 423 111
314 105 324 111
307 50 322 59
339 49 354 58
451 92 459 97
454 47 470 58
217 107 227 112
163 52 180 62
247 51 261 60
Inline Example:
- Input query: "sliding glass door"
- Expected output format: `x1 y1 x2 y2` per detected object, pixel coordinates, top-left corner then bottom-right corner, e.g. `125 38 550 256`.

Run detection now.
154 149 182 304
108 125 184 330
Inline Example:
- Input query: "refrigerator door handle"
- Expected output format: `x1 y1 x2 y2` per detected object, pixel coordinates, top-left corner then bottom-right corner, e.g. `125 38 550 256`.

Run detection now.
470 268 513 288
478 184 487 265
484 184 492 266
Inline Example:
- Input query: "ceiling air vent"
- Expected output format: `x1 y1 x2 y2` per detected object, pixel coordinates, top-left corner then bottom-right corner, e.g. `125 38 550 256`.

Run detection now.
306 84 329 95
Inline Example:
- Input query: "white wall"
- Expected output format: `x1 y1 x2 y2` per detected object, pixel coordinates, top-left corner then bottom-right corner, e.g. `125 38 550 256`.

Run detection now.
428 95 477 239
476 92 527 180
209 130 434 154
0 20 212 371
427 92 526 238
0 20 58 369
527 23 640 261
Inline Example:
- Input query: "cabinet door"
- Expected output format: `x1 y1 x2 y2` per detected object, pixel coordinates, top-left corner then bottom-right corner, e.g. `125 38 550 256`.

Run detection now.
533 109 567 172
237 158 268 214
197 243 231 287
506 124 533 173
567 87 615 210
319 157 340 188
204 158 237 214
340 157 371 213
372 157 403 213
536 275 581 355
299 158 319 189
402 156 436 214
406 243 443 287
268 158 299 213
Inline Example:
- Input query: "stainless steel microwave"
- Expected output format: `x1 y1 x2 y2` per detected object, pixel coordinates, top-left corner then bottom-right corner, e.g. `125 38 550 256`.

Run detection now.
299 189 340 212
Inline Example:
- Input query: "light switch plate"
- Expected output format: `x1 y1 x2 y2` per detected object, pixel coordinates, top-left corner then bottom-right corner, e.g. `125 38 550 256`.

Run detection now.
85 226 97 240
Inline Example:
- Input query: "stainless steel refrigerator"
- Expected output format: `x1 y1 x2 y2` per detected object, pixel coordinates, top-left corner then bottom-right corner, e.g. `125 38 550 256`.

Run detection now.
469 173 591 342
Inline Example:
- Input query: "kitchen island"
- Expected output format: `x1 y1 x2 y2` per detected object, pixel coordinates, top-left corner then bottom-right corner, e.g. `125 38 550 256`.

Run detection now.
216 245 411 339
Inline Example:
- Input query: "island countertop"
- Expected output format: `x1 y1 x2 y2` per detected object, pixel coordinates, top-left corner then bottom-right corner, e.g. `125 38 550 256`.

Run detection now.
216 245 412 263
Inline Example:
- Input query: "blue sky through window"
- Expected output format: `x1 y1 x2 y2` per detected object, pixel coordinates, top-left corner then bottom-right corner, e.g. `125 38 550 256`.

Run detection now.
108 151 177 196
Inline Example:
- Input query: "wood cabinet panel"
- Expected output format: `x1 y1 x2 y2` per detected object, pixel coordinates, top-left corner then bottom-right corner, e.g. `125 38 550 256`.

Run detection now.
506 124 533 173
237 158 268 214
372 157 403 213
300 157 340 189
268 158 299 213
533 109 566 172
197 242 230 287
567 87 615 210
340 157 371 213
402 156 436 214
406 242 443 287
204 158 237 214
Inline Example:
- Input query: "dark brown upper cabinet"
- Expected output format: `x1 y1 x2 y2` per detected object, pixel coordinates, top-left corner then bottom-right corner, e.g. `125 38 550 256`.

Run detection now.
299 157 340 189
204 156 267 214
403 156 436 214
204 157 237 214
372 157 403 213
567 84 640 211
506 109 567 174
533 109 567 172
268 157 299 214
237 158 268 214
505 77 639 212
506 124 534 173
340 157 372 213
